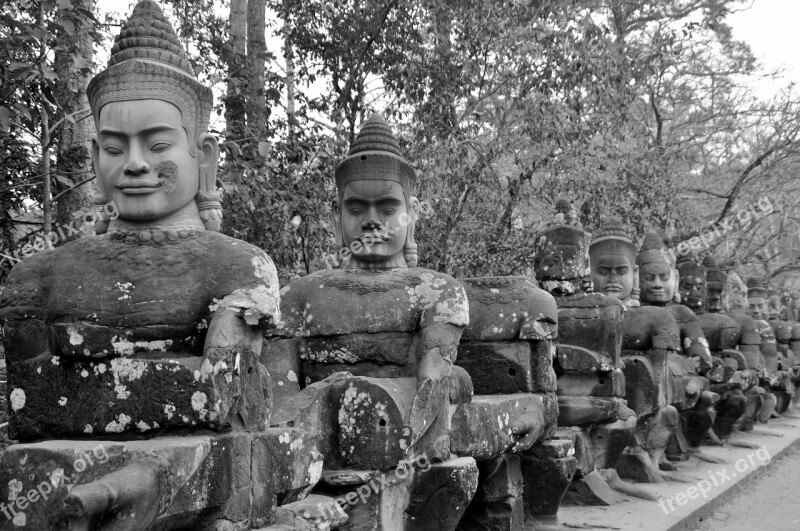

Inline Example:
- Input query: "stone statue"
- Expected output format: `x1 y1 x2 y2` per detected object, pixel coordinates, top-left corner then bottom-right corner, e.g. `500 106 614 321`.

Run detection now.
637 237 717 461
721 272 769 432
589 221 682 483
533 202 641 504
746 278 779 422
271 114 478 529
766 287 796 413
455 275 576 528
0 3 320 529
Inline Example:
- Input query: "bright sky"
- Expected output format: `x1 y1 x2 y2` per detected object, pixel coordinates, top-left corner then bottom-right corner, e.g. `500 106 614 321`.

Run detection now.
726 0 800 94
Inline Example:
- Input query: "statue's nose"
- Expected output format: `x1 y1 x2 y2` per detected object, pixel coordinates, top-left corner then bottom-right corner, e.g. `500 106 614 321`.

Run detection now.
362 219 383 230
123 159 151 175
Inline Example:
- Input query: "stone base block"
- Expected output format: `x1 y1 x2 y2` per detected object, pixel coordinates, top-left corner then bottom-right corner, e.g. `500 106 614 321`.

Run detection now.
521 444 577 523
556 368 625 397
273 494 348 530
456 340 557 395
557 396 625 426
8 350 270 440
451 394 558 460
457 454 523 531
0 428 321 530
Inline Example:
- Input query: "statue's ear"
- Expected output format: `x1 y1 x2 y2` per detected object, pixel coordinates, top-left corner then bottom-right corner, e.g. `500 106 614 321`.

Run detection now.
331 197 343 248
197 133 219 191
196 134 222 231
404 195 420 267
91 138 106 200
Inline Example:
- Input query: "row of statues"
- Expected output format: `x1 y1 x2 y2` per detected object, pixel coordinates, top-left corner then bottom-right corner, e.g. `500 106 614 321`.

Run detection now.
1 2 798 530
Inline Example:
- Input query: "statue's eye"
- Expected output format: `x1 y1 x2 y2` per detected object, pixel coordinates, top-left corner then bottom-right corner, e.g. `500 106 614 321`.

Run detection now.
104 145 123 155
382 209 396 216
348 209 362 216
151 142 171 152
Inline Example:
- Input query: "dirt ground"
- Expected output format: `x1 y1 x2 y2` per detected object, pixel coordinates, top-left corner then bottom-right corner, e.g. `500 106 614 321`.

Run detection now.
693 443 800 530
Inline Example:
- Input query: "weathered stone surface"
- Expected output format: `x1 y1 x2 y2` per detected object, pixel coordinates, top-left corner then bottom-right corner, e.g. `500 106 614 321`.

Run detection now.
262 337 302 410
7 349 271 440
251 428 324 523
621 351 669 417
451 394 557 460
0 429 322 530
555 344 616 373
555 295 625 365
329 458 471 531
332 377 416 470
273 494 348 530
521 452 577 522
301 333 415 368
457 340 556 395
321 469 378 487
277 269 468 338
564 468 628 506
457 342 535 394
459 277 557 342
589 410 637 470
622 306 681 351
697 312 740 352
666 353 707 411
457 455 523 531
557 396 624 426
556 369 625 397
270 372 349 467
556 428 594 476
406 457 479 530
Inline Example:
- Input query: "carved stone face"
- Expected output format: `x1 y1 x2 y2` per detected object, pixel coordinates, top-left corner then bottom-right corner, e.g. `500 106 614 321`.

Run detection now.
94 100 200 222
747 296 767 320
639 262 675 304
678 266 706 311
767 295 782 320
333 179 419 268
537 243 584 280
590 253 635 301
706 281 724 313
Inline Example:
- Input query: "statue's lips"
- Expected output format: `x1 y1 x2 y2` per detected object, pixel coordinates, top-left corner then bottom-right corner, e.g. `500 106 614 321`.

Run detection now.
116 181 163 194
357 233 389 243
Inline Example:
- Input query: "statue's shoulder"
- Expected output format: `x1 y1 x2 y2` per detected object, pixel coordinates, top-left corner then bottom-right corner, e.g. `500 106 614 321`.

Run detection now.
0 248 55 317
668 304 700 323
406 268 469 327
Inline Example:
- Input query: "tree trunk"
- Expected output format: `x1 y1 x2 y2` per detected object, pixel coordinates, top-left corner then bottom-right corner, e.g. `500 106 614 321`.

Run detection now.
53 0 95 235
225 0 248 145
283 1 295 142
246 0 267 144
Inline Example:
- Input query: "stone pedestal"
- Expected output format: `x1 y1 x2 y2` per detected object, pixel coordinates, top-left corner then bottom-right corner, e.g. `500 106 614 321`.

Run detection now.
0 428 322 530
521 440 577 525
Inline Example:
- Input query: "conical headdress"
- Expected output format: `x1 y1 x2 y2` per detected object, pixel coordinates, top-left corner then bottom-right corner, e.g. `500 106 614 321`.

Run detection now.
746 277 768 298
589 218 637 263
636 231 672 267
534 198 591 282
87 0 212 155
703 255 726 283
335 114 416 196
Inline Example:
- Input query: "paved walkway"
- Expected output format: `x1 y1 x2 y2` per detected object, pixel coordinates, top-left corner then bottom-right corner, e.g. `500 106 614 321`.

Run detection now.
554 417 800 530
694 435 800 530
